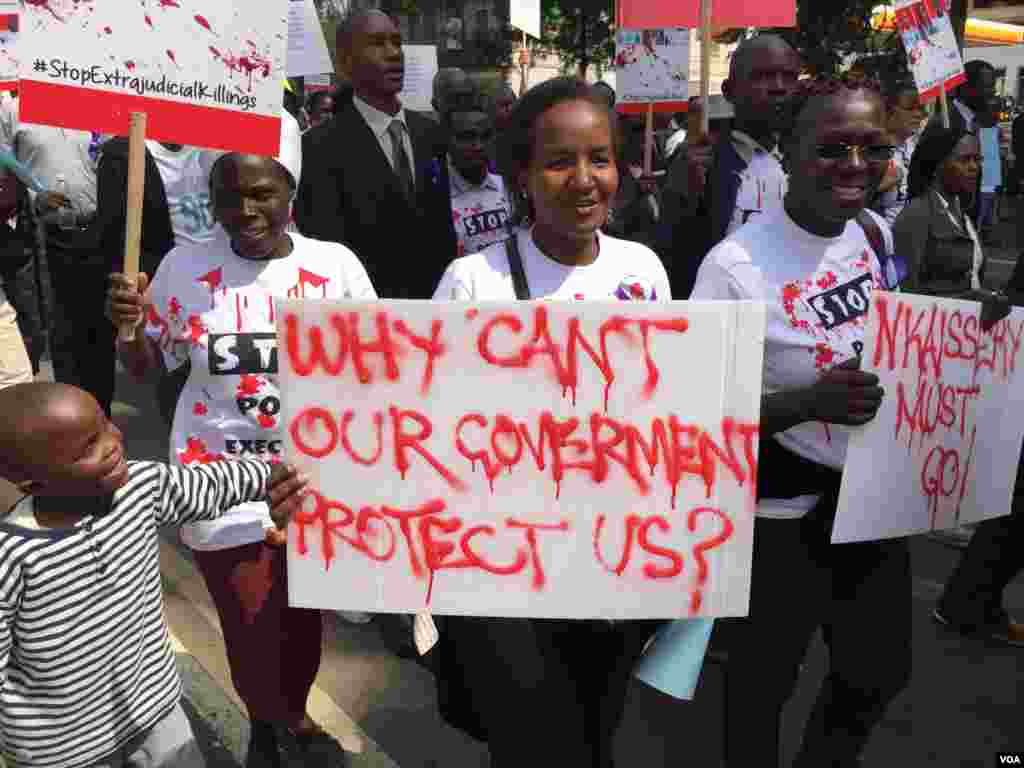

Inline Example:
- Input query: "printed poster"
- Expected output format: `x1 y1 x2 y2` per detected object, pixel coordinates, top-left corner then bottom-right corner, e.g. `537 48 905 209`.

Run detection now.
18 0 287 155
895 0 966 100
0 0 18 91
834 292 1024 543
615 28 689 114
399 44 437 113
280 299 765 619
287 0 333 77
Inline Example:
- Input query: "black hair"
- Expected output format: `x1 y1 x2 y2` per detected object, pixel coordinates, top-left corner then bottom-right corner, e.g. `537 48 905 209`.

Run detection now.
442 87 490 130
591 81 616 108
780 73 883 152
883 77 920 110
306 90 335 114
906 124 971 199
496 76 620 224
964 59 996 87
336 8 395 53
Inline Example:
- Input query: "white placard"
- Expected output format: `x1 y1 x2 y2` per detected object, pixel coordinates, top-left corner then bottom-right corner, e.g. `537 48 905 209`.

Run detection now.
280 299 765 619
894 0 966 99
287 0 333 77
0 0 18 90
510 0 540 40
399 44 437 113
615 28 690 109
18 0 287 154
835 292 1024 543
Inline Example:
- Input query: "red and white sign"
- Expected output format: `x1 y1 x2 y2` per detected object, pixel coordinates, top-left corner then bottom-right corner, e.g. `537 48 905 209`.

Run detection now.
894 0 965 100
835 293 1024 543
279 299 765 619
617 0 795 33
18 0 286 154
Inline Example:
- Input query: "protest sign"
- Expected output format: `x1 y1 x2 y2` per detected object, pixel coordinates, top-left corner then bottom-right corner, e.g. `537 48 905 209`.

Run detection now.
618 0 794 33
18 0 286 154
287 0 333 78
615 29 690 115
279 300 765 619
834 292 1024 543
399 45 437 113
510 0 540 40
0 1 18 91
894 0 965 100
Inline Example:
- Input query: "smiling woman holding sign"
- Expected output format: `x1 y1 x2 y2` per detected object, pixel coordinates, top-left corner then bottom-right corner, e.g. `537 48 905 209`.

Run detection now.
432 76 670 768
690 75 913 768
105 112 376 767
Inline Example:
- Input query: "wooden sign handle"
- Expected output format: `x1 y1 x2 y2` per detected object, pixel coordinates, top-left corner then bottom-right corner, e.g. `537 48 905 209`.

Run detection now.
643 102 654 176
700 0 713 136
119 112 148 343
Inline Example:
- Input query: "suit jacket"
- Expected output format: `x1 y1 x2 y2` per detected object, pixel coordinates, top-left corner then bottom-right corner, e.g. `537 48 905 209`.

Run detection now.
79 137 175 278
295 96 455 299
892 189 981 296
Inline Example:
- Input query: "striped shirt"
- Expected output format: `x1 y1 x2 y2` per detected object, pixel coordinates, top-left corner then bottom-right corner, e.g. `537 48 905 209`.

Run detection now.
0 459 270 768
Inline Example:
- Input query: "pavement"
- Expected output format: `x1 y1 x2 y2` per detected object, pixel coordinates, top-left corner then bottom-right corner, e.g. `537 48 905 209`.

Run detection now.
16 201 1024 767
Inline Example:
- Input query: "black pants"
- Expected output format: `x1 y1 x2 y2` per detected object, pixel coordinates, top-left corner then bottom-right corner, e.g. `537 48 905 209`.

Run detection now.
46 238 116 415
0 224 43 374
441 616 658 768
938 500 1024 629
718 505 912 768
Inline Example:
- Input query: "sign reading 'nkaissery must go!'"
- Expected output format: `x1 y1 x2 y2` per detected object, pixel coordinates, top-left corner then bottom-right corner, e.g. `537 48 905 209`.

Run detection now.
18 0 287 154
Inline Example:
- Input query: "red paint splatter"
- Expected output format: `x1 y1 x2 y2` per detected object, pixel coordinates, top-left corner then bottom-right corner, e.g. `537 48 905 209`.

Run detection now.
125 60 136 71
178 437 222 465
187 315 207 346
168 296 181 318
166 49 178 66
237 374 262 396
258 414 276 429
103 25 112 34
144 14 153 28
814 342 834 369
288 268 330 299
209 46 222 59
158 0 181 7
24 0 63 22
193 402 208 416
195 14 214 33
196 267 222 308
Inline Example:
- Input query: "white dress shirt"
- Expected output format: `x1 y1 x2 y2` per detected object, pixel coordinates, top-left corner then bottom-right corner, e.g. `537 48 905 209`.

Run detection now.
353 94 416 179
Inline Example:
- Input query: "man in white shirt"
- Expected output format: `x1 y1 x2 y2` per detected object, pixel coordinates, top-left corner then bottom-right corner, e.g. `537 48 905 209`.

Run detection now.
441 89 511 260
296 9 453 299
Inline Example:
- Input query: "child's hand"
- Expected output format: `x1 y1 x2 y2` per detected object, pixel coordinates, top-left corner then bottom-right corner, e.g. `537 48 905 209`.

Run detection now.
267 463 309 533
107 273 150 329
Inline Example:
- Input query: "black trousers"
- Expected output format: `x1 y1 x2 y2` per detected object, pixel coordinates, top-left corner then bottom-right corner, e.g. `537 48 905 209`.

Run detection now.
938 499 1024 629
0 223 43 374
440 616 658 768
718 504 912 768
46 238 116 415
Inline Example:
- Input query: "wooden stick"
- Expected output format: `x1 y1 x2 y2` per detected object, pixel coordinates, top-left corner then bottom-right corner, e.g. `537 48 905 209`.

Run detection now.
119 112 148 343
700 0 713 136
644 102 654 176
938 79 950 129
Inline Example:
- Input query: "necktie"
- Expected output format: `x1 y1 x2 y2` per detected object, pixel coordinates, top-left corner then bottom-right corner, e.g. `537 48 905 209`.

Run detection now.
387 119 415 201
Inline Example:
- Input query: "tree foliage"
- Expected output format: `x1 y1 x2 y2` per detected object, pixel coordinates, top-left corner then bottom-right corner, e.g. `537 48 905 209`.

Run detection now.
540 0 615 75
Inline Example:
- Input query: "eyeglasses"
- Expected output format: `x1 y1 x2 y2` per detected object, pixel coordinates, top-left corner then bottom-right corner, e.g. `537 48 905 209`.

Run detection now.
815 142 896 164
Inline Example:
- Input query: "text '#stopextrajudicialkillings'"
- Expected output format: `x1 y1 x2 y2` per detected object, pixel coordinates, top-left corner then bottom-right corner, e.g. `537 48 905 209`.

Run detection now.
41 59 258 111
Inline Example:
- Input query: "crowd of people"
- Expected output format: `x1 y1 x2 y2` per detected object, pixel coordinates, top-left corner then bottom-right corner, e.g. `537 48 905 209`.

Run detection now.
0 9 1019 768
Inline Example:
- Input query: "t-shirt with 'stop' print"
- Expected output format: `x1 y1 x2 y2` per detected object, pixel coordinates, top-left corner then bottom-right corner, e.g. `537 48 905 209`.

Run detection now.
145 227 376 550
433 226 671 302
691 207 891 519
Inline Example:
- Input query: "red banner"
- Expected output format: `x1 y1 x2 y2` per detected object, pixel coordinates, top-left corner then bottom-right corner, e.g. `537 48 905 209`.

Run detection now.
617 0 795 32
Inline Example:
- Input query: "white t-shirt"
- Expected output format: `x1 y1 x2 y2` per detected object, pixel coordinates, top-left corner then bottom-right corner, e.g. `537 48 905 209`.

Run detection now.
874 134 917 226
145 228 376 550
433 226 671 302
449 160 512 258
146 141 220 245
726 133 787 237
691 207 890 519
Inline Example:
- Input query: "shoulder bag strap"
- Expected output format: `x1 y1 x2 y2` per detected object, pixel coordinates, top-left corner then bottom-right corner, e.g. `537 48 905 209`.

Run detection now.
504 230 531 300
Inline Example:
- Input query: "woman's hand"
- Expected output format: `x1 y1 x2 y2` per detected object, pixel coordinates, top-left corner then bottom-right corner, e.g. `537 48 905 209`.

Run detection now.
266 463 310 534
807 357 885 426
106 272 150 329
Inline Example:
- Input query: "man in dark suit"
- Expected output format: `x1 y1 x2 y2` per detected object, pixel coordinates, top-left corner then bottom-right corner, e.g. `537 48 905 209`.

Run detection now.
295 9 454 299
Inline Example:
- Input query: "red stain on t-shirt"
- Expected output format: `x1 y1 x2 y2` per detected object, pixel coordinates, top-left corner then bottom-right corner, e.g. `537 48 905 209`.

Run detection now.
237 374 263 396
193 402 208 417
194 14 214 33
187 315 207 346
258 414 276 429
178 437 221 465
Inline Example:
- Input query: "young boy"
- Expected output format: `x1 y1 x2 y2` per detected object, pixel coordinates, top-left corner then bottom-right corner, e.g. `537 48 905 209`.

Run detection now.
0 382 308 768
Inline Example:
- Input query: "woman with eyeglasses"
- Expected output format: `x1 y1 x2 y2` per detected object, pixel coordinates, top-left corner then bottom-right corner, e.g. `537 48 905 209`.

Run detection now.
894 125 990 296
690 74 912 768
